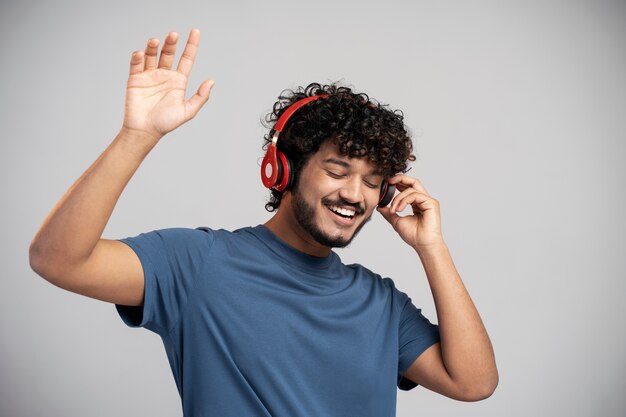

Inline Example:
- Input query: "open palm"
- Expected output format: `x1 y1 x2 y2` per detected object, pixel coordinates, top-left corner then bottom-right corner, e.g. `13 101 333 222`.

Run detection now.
122 28 214 141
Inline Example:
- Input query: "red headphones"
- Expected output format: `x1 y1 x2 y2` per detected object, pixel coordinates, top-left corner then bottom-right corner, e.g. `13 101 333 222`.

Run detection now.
260 95 396 207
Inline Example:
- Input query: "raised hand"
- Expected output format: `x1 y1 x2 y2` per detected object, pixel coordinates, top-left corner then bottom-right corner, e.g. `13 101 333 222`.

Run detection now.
122 28 214 142
377 175 445 252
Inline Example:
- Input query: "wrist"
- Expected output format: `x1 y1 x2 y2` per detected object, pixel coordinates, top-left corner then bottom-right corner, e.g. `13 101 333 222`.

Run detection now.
413 241 449 259
117 126 161 158
120 125 162 144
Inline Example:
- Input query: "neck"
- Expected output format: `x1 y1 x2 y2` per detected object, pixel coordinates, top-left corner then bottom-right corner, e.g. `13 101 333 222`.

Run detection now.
264 194 331 258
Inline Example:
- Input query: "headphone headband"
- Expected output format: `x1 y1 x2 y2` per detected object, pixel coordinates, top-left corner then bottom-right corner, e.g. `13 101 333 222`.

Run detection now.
261 92 395 207
262 95 328 190
273 94 329 139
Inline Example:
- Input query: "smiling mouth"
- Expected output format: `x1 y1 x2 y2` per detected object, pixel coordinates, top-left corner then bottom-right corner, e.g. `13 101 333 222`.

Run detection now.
325 204 357 221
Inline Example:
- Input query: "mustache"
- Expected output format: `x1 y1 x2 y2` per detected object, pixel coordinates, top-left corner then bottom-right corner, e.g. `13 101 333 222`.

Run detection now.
321 197 365 215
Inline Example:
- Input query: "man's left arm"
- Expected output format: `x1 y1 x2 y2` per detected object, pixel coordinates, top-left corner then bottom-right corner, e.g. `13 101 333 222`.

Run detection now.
378 175 498 401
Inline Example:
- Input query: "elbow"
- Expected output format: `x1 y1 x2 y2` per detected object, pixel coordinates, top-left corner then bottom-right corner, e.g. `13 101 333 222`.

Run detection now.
457 371 499 402
29 241 45 276
464 381 498 402
29 241 89 293
29 241 57 283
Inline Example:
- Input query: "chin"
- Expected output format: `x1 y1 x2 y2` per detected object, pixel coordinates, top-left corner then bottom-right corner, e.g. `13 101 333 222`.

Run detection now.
315 233 353 249
304 209 372 249
290 185 372 249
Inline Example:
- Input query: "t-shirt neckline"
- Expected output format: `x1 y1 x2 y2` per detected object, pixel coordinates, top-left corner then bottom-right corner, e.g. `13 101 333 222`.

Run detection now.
247 224 338 272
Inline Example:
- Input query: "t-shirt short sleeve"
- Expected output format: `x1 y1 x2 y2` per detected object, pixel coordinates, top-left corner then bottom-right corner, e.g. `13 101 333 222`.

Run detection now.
396 291 440 391
114 227 215 337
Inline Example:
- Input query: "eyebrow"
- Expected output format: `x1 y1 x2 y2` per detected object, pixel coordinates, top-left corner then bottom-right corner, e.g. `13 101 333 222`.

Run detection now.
322 158 382 176
323 158 350 168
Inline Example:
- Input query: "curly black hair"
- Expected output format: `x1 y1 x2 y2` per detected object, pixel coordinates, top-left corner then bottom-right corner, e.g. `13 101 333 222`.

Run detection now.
262 82 415 212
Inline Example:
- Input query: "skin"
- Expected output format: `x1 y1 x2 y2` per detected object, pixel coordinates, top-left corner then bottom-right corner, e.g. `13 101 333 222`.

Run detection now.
265 143 499 401
29 29 215 307
30 28 497 403
265 141 382 256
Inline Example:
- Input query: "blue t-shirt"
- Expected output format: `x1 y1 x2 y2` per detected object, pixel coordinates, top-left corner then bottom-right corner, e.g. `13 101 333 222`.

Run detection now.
115 224 439 417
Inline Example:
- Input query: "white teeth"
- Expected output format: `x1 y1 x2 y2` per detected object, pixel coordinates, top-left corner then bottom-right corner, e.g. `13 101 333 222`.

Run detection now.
329 205 355 217
340 208 354 216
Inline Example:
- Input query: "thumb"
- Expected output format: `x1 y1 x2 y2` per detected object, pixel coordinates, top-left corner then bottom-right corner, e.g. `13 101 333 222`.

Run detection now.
377 206 398 226
184 79 215 121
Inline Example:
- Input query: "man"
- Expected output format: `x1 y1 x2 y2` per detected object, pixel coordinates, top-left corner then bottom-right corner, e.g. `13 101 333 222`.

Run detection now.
29 28 498 416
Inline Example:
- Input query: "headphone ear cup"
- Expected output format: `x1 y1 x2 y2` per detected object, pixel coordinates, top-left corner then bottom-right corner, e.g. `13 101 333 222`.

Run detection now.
284 156 294 191
261 144 280 189
378 181 396 207
275 151 293 192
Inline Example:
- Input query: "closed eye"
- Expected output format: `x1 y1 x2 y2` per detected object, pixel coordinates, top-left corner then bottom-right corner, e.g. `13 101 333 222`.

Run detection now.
325 170 345 179
364 180 378 189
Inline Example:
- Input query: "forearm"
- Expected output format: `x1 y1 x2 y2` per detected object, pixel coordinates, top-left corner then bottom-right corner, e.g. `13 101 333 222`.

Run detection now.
416 243 498 393
29 128 159 273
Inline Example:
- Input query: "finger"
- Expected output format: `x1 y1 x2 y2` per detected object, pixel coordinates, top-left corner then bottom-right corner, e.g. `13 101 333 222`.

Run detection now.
129 51 144 75
157 31 178 70
389 175 429 195
184 79 215 121
392 190 431 214
144 38 160 71
377 205 400 226
177 28 201 77
389 188 418 213
390 188 423 213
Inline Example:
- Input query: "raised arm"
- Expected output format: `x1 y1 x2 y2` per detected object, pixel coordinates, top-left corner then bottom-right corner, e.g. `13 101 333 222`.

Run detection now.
29 29 214 306
378 174 498 401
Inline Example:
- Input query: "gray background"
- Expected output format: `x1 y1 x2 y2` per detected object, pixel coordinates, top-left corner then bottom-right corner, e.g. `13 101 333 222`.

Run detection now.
2 0 625 416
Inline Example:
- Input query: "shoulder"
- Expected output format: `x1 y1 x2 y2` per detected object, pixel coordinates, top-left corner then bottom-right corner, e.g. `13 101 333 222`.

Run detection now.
128 226 215 239
344 262 398 287
193 225 270 256
121 226 216 249
344 262 407 304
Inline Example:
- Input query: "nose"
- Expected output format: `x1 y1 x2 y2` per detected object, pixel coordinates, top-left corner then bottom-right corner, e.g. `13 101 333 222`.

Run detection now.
338 176 364 205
